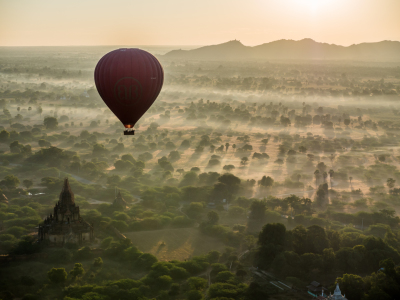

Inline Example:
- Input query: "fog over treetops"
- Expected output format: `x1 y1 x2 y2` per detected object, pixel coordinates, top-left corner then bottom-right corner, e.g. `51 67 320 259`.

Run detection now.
1 42 400 300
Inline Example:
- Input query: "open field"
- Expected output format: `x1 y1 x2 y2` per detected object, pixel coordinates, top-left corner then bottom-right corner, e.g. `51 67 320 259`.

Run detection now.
125 227 226 261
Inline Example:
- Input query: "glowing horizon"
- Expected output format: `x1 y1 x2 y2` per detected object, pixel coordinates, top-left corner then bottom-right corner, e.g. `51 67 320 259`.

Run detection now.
0 0 399 47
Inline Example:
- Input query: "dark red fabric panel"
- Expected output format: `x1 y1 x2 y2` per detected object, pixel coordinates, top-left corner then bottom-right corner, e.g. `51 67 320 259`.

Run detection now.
94 48 164 127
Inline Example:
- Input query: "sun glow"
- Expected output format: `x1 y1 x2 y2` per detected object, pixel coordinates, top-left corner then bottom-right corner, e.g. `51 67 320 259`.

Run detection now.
298 0 332 13
1 0 400 46
306 0 322 12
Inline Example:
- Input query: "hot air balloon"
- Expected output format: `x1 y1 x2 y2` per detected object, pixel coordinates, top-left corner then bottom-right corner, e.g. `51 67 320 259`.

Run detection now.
94 48 164 135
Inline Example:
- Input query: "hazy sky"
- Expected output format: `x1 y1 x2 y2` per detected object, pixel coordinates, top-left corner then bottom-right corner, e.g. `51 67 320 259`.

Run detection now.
1 0 399 46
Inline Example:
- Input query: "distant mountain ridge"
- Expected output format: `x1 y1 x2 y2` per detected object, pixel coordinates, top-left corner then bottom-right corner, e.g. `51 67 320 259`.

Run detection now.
164 39 400 61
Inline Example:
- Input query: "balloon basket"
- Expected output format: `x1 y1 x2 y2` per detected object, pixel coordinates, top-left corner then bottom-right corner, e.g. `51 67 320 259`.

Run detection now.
124 130 135 135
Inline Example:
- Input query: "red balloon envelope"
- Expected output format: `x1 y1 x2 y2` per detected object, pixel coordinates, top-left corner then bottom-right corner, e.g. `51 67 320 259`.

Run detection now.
94 48 164 134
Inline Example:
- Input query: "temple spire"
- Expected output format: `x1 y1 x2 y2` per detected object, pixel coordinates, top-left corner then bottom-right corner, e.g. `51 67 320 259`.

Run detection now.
59 177 75 205
113 189 127 209
334 283 341 295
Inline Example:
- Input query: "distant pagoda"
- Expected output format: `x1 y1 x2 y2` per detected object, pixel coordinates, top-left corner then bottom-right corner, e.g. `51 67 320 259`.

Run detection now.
324 284 347 300
112 190 128 210
38 178 94 245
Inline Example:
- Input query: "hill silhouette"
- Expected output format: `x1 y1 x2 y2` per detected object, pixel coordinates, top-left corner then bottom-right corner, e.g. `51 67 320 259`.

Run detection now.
164 38 400 61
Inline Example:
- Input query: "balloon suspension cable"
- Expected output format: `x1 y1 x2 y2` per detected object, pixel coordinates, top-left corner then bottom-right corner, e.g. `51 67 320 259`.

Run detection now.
124 129 135 135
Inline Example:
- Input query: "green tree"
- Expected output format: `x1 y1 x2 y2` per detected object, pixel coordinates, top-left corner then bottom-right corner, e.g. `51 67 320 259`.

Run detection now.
38 139 51 147
228 206 245 217
314 169 320 187
185 202 204 219
328 169 334 188
92 143 109 156
207 211 219 225
206 250 221 263
291 225 307 254
208 282 247 299
156 275 172 290
244 235 257 250
379 258 396 279
187 290 203 300
364 288 392 300
299 253 320 274
336 274 365 300
158 156 174 172
236 197 252 209
69 263 84 279
306 225 329 254
22 179 33 189
335 247 357 273
215 271 235 283
223 164 235 172
386 178 395 189
93 257 103 267
218 173 240 191
100 237 113 249
298 145 307 153
326 229 341 251
246 282 270 300
121 153 136 163
10 140 31 154
3 108 11 118
47 268 67 284
168 150 180 162
315 183 328 206
44 116 58 129
1 174 20 189
179 171 199 187
112 142 125 152
249 200 266 220
114 159 133 171
259 176 274 189
322 248 335 271
0 130 10 142
136 253 157 269
258 223 286 247
187 277 208 290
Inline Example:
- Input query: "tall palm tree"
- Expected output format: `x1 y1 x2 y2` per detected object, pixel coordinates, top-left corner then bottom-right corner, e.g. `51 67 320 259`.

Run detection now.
328 169 334 189
349 176 353 190
329 154 336 167
314 170 320 188
323 172 328 183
